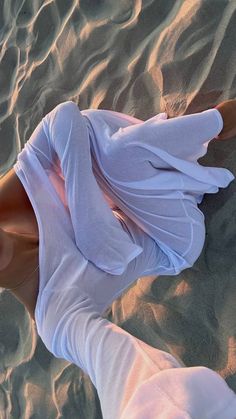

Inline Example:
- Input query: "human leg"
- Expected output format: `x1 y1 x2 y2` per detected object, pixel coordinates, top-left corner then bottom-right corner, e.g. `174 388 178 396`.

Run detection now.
83 106 233 274
42 283 236 419
102 107 224 181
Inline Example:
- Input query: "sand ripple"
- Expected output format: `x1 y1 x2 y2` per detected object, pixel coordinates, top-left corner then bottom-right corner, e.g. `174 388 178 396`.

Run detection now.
0 1 236 417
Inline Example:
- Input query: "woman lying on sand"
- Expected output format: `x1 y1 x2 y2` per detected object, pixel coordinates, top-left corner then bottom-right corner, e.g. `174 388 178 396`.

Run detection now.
1 99 236 418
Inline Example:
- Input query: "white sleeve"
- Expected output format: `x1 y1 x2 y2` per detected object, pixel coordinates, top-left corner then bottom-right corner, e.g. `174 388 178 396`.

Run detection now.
28 101 143 275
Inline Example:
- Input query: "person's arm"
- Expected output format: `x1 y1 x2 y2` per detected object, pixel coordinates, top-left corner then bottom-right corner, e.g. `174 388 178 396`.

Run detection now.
27 101 143 275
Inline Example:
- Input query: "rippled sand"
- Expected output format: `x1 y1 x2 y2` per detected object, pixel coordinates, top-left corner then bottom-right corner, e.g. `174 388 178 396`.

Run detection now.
0 0 236 417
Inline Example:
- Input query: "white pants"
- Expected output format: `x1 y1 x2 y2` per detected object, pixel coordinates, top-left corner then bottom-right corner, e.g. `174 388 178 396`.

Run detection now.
28 102 236 418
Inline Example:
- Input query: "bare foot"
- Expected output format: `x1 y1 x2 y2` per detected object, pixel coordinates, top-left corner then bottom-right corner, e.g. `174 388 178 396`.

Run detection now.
215 99 236 140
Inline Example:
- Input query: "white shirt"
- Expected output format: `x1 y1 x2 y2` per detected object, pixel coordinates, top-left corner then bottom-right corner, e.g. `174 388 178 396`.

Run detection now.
13 101 236 418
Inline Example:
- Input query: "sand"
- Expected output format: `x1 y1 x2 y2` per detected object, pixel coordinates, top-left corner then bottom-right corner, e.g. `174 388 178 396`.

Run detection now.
0 0 236 417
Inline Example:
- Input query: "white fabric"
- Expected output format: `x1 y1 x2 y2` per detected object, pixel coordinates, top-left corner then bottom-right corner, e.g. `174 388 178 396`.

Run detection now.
13 101 236 418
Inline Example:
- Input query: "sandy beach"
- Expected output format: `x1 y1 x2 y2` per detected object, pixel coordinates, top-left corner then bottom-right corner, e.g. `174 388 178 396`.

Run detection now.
0 0 236 417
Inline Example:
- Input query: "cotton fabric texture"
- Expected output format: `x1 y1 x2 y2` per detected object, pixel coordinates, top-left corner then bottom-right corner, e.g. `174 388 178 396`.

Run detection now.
13 101 236 418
